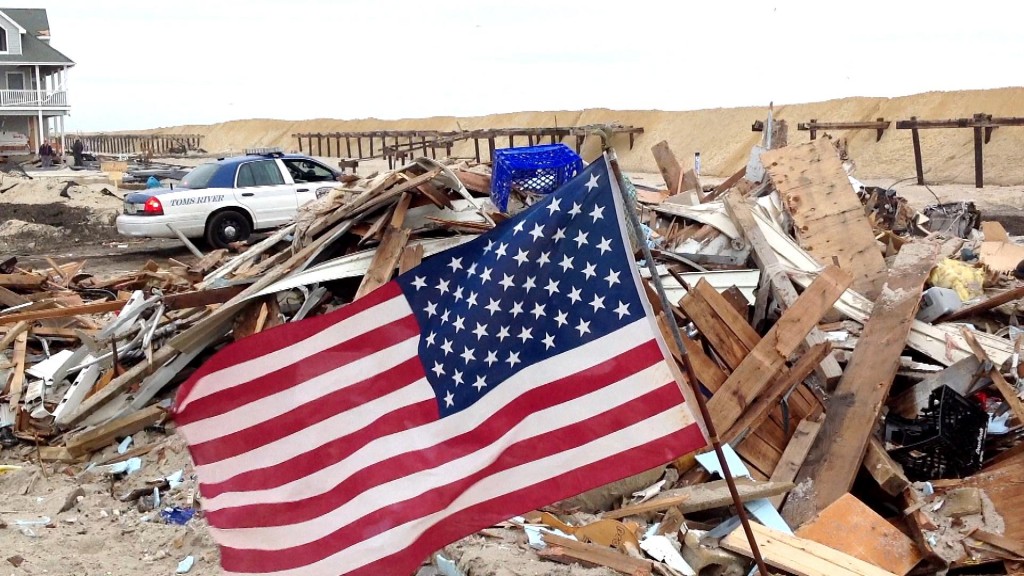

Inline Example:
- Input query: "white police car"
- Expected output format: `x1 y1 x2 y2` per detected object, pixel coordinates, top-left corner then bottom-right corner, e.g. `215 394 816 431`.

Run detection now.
116 152 341 248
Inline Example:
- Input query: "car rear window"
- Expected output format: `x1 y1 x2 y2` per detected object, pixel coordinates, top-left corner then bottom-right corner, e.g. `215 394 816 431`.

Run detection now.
180 163 220 189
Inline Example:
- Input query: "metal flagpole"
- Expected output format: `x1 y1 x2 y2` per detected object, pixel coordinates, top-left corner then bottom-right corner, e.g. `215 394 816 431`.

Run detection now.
605 146 772 576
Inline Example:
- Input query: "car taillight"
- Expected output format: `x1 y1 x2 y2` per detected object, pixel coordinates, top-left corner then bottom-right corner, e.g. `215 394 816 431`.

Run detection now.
144 197 164 215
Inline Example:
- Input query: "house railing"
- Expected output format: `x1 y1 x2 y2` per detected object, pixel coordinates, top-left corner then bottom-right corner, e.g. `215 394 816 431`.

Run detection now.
0 90 68 107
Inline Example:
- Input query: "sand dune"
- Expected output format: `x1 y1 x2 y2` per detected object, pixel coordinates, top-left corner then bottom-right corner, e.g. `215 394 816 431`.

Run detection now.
135 87 1024 185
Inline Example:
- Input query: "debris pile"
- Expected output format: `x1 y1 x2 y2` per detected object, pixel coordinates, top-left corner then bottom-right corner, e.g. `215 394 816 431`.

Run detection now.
3 133 1024 576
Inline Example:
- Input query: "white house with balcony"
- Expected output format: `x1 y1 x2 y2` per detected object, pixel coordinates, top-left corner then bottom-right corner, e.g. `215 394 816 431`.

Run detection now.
0 8 71 154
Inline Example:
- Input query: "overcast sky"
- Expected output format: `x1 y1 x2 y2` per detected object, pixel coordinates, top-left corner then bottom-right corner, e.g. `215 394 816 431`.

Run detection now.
23 0 1024 132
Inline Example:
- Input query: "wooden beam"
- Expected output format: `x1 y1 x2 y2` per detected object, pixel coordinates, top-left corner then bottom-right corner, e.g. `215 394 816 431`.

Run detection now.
0 320 28 351
6 330 27 404
784 242 939 528
602 478 794 519
724 193 844 385
862 436 910 497
725 343 831 443
0 273 45 288
65 404 166 457
939 284 1024 322
706 265 851 434
355 226 411 299
767 416 825 508
679 279 760 371
722 521 900 576
539 534 653 575
650 140 682 194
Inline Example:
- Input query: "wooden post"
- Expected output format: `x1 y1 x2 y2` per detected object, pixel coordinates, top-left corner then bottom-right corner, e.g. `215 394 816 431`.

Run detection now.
575 135 583 153
345 136 352 157
974 113 985 189
488 136 496 162
297 135 303 153
368 135 374 157
508 135 514 148
473 138 481 162
326 136 332 157
809 119 817 140
357 137 363 159
911 118 925 185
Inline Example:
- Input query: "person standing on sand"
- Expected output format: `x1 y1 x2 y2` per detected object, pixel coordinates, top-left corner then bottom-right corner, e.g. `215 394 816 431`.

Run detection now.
72 138 84 166
38 140 54 168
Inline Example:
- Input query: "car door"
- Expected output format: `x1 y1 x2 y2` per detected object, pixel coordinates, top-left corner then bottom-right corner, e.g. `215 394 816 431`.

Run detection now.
283 158 339 206
232 159 298 229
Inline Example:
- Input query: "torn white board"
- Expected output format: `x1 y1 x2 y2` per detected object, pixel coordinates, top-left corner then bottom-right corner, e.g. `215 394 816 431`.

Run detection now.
25 350 75 384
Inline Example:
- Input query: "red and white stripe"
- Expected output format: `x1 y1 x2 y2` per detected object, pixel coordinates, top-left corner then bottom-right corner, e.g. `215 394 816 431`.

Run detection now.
175 282 704 576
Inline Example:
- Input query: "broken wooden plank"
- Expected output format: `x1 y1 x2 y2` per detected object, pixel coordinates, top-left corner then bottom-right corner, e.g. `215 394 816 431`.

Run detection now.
37 446 87 463
0 285 29 307
706 265 851 434
453 169 491 195
0 273 45 289
785 241 939 528
767 415 825 509
722 521 899 576
940 284 1024 322
862 436 910 497
651 140 683 195
65 404 166 457
681 334 727 392
398 244 424 275
972 529 1024 560
679 280 759 371
724 193 843 385
762 139 888 299
355 225 412 299
602 479 794 520
796 493 922 575
960 327 1024 426
725 343 831 443
539 533 653 575
6 330 27 405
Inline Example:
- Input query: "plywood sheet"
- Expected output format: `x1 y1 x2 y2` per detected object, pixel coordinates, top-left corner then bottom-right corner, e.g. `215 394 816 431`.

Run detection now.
762 139 887 299
796 494 922 575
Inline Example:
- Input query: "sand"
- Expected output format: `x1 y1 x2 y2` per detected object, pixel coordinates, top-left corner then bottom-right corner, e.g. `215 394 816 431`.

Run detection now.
116 87 1024 185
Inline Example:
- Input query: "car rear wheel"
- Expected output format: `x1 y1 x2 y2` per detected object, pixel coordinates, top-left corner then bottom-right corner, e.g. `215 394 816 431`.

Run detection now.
205 210 251 249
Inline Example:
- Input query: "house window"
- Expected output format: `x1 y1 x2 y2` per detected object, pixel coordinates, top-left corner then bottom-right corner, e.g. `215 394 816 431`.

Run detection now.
6 72 24 90
0 28 7 52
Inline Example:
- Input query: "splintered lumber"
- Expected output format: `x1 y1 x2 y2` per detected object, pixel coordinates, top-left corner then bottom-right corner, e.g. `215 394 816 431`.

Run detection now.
862 436 910 497
65 404 166 457
540 533 653 575
64 346 177 427
722 521 899 576
761 139 888 299
0 273 45 288
959 327 1024 425
680 334 727 392
7 330 27 405
680 279 760 370
0 320 28 351
398 244 424 275
954 457 1024 556
706 265 851 434
0 285 246 325
971 530 1024 560
795 494 922 575
0 285 29 307
724 343 831 442
940 284 1024 322
602 478 794 520
785 241 939 528
651 140 683 195
724 193 843 385
767 415 825 508
355 225 412 299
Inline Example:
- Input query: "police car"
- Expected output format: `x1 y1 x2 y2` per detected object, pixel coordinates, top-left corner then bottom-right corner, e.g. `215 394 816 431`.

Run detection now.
116 151 341 248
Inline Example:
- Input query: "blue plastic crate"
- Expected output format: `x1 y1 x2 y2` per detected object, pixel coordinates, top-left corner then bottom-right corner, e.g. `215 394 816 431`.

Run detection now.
490 144 583 212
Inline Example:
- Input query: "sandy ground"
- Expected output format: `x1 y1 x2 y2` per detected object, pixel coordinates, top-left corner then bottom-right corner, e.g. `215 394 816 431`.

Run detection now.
0 430 222 576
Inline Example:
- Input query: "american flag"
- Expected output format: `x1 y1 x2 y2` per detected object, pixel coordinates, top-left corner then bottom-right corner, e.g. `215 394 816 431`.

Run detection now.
173 155 707 576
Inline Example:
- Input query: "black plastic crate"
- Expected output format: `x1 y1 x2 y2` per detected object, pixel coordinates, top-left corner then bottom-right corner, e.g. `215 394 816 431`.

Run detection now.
883 385 988 481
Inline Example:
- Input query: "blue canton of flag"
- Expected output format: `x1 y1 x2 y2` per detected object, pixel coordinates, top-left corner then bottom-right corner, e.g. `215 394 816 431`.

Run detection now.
396 158 644 416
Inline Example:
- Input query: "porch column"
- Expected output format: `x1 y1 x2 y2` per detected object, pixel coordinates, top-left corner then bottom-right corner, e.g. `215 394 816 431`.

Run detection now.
35 65 43 148
58 115 65 157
